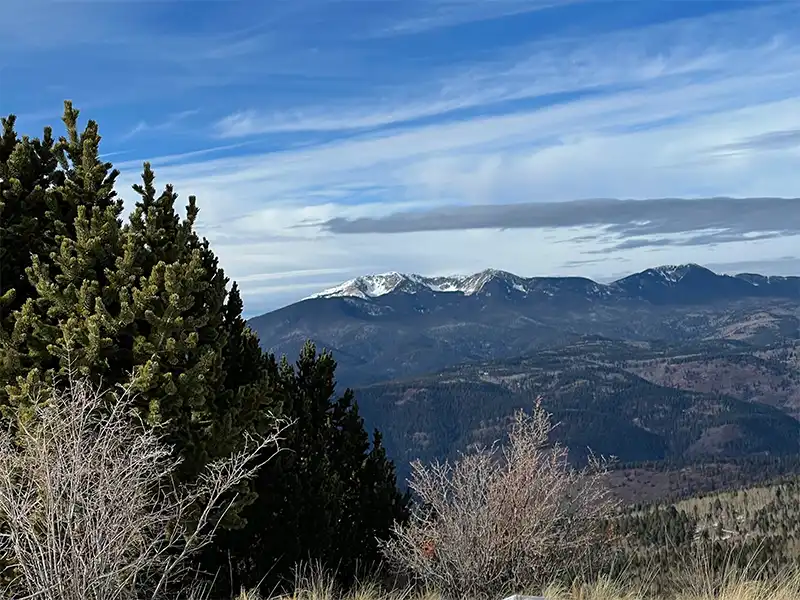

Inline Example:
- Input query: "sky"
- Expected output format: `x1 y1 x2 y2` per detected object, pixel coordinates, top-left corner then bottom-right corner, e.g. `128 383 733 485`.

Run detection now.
5 0 800 316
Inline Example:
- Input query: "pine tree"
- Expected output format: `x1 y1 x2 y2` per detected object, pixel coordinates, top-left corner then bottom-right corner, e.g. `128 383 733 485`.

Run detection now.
0 104 278 511
209 342 410 591
1 103 124 409
0 114 64 340
0 103 125 589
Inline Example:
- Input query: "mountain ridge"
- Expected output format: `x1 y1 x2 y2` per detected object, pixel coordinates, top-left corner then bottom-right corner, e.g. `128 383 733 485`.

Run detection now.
248 262 800 387
303 263 800 303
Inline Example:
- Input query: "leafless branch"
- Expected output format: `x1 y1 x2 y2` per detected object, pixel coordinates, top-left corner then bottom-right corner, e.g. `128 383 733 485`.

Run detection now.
381 399 619 600
0 373 290 600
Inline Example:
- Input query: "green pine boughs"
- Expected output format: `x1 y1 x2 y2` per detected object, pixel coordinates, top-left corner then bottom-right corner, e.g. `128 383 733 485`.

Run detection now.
0 101 408 592
0 102 276 511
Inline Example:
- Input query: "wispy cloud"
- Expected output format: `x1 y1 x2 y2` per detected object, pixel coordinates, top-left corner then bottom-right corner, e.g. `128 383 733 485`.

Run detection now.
120 110 198 141
366 0 583 37
715 129 800 155
214 4 797 138
8 0 800 313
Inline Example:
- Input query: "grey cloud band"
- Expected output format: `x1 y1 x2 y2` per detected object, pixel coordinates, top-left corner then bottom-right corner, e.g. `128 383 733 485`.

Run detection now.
320 197 800 245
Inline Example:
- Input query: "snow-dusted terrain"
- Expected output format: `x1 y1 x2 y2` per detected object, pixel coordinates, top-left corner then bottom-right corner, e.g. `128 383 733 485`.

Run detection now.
303 263 772 301
304 269 528 300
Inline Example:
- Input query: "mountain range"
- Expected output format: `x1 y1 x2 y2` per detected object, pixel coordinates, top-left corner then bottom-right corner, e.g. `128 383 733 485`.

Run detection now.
304 264 800 304
248 263 800 494
249 264 800 386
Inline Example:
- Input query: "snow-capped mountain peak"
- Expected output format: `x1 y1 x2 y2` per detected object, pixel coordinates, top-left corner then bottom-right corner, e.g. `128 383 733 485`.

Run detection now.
640 263 709 284
304 269 522 300
305 272 412 300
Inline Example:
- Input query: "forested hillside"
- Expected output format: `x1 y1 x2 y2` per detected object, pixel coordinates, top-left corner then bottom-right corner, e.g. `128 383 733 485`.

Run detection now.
613 476 800 592
353 338 800 486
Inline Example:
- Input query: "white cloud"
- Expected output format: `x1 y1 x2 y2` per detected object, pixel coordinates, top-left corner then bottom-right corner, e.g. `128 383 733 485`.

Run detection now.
214 4 796 138
367 0 579 37
95 2 800 314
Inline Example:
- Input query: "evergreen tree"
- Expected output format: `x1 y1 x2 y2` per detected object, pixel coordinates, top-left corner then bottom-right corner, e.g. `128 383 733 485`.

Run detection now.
1 103 124 407
2 104 409 587
209 342 410 591
0 113 64 340
0 104 278 509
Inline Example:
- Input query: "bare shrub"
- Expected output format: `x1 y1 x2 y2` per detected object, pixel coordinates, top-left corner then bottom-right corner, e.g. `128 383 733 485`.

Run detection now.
381 400 619 600
0 373 289 600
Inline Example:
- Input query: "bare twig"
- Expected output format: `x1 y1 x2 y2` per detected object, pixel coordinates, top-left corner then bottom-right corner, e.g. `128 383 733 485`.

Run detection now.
380 399 619 600
0 373 290 600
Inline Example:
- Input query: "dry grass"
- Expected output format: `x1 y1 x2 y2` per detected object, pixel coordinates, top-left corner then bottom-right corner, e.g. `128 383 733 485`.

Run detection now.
231 566 800 600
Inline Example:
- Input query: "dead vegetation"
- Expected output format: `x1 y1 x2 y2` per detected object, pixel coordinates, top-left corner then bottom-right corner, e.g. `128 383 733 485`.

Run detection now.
380 399 618 600
1 376 797 599
0 373 288 600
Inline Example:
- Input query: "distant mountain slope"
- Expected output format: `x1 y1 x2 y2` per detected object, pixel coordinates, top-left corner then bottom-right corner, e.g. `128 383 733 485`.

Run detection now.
248 264 800 385
626 341 800 419
305 264 800 303
351 343 800 484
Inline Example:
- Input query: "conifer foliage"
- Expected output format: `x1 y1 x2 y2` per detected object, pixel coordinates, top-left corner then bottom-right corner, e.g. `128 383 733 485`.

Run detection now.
0 102 407 587
210 342 410 590
0 113 64 349
0 103 275 496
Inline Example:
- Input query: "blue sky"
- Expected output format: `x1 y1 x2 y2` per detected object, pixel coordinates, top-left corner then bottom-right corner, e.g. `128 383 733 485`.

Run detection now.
5 0 800 316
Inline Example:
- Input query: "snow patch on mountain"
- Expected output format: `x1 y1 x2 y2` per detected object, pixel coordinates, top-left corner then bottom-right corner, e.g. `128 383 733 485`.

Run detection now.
305 269 524 300
306 272 409 300
643 264 708 283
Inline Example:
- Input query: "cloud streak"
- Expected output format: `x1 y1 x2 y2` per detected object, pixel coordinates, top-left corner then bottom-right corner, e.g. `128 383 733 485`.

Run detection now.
716 129 800 154
120 110 198 141
213 3 800 138
8 0 800 313
367 0 582 37
319 197 800 237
